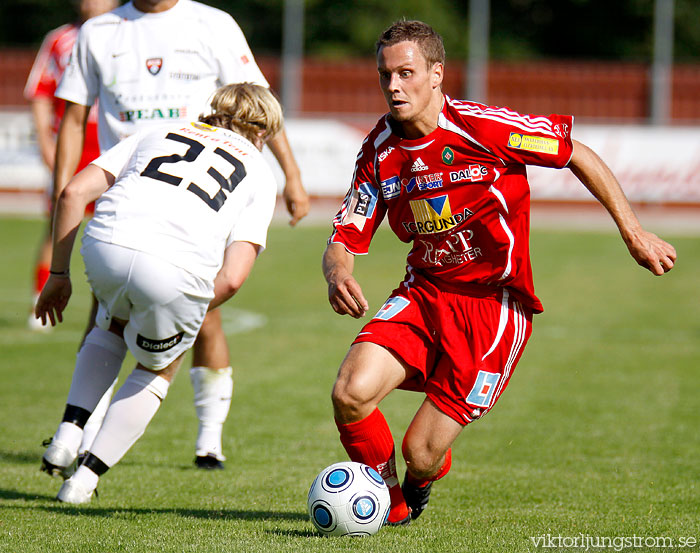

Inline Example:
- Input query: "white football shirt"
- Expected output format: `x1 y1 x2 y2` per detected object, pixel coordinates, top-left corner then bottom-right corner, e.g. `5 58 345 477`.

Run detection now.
85 122 277 282
57 0 269 151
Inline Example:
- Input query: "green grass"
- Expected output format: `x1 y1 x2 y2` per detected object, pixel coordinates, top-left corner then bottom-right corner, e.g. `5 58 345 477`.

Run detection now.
0 215 698 552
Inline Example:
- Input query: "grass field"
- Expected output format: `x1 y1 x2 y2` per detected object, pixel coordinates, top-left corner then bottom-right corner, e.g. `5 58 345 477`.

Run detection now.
0 215 698 553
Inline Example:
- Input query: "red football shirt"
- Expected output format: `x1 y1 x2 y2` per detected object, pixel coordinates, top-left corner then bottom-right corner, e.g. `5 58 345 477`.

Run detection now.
329 96 574 313
24 23 100 170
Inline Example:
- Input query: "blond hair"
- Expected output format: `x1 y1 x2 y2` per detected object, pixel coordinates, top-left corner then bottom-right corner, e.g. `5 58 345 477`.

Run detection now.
199 83 283 144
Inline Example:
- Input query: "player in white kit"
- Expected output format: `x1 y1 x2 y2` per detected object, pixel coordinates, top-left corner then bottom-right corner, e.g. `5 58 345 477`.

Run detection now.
36 83 281 503
47 0 309 470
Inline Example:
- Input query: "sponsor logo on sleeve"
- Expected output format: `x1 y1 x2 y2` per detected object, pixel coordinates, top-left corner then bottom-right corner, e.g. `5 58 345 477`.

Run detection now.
354 188 374 216
146 58 163 76
341 182 378 231
507 132 559 155
136 331 184 352
450 164 488 183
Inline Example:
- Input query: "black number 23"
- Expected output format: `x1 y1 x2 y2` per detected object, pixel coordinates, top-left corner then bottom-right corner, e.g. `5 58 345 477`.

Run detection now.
140 133 247 212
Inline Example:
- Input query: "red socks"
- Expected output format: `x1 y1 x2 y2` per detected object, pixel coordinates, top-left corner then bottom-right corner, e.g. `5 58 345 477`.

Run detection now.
336 408 410 523
35 264 50 295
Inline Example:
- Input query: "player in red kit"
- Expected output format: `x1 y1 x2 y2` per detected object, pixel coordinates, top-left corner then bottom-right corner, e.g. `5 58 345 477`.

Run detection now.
24 0 116 331
322 20 677 526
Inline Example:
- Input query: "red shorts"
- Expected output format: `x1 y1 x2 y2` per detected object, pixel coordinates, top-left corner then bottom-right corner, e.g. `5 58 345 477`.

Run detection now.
353 271 533 426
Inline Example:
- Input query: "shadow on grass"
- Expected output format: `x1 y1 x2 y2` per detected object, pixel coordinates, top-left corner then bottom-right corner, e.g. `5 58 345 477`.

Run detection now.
0 488 56 501
1 487 308 523
0 449 41 464
27 500 308 521
41 504 308 522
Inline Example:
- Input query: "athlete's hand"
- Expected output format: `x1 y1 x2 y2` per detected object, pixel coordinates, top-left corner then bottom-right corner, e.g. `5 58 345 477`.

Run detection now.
624 229 677 275
283 173 310 227
327 272 369 319
35 275 72 326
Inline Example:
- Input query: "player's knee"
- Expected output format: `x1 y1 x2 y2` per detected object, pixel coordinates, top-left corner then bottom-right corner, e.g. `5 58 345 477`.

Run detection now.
331 377 373 421
402 436 441 479
197 310 222 337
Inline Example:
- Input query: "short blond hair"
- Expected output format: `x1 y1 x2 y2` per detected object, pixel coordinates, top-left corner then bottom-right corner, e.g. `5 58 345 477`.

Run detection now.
199 83 283 144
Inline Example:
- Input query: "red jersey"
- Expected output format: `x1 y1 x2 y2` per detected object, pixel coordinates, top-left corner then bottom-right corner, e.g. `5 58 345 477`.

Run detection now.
329 96 574 313
24 23 100 170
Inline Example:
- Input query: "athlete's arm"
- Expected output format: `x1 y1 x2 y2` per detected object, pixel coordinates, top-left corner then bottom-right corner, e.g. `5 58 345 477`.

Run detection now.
36 164 113 326
209 241 261 310
322 242 369 318
266 129 310 226
30 97 57 170
52 101 90 213
567 139 676 275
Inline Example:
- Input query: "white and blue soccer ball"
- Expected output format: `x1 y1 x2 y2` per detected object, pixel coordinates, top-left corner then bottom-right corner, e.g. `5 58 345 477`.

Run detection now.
308 461 391 537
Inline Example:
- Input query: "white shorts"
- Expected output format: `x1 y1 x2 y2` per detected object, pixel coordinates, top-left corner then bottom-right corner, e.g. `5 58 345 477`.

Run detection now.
81 236 214 370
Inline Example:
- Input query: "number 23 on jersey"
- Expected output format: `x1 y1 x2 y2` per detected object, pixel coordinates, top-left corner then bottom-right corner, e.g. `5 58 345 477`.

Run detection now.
140 132 247 212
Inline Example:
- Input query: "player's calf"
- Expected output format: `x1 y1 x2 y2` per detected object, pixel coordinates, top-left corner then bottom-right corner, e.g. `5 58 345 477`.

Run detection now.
401 448 452 520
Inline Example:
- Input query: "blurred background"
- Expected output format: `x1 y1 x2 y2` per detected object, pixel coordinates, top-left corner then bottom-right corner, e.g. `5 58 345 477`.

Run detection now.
0 0 698 209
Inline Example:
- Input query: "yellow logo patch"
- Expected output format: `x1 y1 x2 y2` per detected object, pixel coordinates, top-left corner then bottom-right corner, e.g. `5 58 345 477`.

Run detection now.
409 195 458 234
508 132 559 155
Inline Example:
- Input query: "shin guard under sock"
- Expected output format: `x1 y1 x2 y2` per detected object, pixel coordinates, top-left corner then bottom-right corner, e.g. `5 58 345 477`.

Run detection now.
88 369 170 468
336 408 409 522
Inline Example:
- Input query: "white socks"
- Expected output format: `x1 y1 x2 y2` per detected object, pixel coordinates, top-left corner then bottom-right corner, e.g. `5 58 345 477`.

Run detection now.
54 328 126 456
88 368 170 469
70 368 170 496
66 327 126 411
79 381 116 455
52 421 84 458
190 366 233 460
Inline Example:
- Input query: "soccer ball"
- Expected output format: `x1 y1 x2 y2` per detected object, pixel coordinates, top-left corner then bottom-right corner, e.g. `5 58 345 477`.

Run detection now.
308 461 391 537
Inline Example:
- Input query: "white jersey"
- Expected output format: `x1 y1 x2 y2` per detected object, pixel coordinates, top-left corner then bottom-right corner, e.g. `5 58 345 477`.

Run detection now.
85 122 276 282
56 0 269 151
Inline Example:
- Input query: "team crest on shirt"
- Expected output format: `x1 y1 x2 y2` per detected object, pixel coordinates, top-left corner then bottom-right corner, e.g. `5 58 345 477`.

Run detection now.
442 146 455 165
553 123 569 139
146 57 163 76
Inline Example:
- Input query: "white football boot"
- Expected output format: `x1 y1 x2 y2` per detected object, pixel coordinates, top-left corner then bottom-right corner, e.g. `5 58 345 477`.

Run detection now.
56 478 94 504
41 439 78 480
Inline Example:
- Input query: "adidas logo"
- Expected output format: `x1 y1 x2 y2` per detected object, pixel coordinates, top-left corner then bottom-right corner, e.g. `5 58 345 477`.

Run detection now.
411 157 428 172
